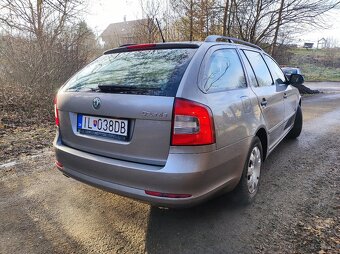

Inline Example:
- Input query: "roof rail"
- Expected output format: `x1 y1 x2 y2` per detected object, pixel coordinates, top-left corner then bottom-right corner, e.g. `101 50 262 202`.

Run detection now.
205 35 263 51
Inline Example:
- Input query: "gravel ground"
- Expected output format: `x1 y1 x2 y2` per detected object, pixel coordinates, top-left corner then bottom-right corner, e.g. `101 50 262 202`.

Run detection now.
0 82 339 254
0 124 55 162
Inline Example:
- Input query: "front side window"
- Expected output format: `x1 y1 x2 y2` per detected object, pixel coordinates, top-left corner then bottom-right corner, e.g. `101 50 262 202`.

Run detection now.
203 49 246 92
243 50 273 87
264 55 286 85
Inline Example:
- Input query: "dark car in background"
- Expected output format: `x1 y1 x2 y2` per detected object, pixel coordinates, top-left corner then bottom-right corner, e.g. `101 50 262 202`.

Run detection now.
281 67 303 79
281 66 320 94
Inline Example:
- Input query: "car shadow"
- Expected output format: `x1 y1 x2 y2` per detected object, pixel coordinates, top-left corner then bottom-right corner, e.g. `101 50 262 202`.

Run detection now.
144 137 304 254
144 191 257 254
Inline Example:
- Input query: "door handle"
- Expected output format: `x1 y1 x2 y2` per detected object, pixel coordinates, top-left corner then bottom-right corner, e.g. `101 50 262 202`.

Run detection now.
283 93 288 99
260 98 267 107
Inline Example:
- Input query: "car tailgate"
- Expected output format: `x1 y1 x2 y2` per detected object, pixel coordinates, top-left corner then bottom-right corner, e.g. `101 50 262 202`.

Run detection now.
57 92 173 166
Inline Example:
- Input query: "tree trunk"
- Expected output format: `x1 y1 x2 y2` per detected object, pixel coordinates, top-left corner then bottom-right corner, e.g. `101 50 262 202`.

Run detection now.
222 0 230 36
271 0 285 56
189 0 194 41
205 0 209 37
227 0 235 36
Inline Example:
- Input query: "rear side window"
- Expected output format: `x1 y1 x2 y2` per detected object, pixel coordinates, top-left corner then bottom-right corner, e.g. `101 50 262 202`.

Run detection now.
263 55 286 84
243 50 273 87
203 49 246 92
62 48 197 97
240 51 258 87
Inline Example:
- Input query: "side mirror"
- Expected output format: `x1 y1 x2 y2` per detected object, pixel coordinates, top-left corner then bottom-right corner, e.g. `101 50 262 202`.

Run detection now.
289 74 304 85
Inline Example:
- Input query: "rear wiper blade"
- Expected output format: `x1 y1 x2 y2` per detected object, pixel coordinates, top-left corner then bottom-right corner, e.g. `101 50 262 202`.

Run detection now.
97 84 160 93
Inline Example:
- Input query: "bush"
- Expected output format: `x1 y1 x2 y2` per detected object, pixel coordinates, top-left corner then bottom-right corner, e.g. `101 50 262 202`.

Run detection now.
0 22 99 128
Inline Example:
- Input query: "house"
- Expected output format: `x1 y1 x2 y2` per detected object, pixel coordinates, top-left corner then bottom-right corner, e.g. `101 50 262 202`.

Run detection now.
100 18 158 48
303 42 314 49
317 38 327 49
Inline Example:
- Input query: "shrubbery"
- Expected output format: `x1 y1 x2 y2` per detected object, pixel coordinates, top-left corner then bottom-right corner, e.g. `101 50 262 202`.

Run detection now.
0 0 98 128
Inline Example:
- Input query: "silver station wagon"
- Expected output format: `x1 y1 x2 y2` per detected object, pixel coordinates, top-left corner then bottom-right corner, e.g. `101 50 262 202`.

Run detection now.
54 35 303 207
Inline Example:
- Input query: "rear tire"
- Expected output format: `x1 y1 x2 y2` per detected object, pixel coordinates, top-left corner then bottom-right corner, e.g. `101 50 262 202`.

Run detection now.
235 136 263 204
287 105 303 139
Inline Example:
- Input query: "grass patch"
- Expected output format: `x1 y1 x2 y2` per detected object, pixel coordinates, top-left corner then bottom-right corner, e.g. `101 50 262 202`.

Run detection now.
298 64 340 82
284 48 340 82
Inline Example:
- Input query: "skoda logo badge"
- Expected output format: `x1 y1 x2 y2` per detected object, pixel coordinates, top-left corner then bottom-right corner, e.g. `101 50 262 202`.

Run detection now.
92 97 101 110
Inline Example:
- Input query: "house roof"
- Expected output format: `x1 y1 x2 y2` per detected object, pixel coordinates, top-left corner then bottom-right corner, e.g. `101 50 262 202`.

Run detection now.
100 19 148 40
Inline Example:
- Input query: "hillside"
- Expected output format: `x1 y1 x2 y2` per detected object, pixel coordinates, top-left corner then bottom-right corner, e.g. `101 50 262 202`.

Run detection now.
282 47 340 82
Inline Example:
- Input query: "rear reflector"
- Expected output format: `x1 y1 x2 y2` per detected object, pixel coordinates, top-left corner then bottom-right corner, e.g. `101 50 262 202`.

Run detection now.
54 96 59 126
55 161 63 169
171 98 215 146
145 190 191 199
126 43 156 50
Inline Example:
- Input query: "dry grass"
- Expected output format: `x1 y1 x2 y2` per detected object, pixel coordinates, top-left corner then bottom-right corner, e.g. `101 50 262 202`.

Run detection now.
0 82 57 162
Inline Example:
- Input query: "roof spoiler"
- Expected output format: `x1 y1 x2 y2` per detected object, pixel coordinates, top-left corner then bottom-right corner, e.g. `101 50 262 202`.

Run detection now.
104 43 199 55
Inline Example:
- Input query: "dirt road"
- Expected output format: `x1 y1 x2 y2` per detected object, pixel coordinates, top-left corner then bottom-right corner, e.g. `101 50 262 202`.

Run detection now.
1 82 339 254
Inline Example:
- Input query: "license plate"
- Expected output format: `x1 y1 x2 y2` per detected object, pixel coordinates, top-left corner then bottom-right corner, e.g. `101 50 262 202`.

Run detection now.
77 114 128 137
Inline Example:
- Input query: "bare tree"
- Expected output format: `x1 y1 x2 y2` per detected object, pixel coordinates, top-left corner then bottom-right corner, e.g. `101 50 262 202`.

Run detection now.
171 0 222 41
0 0 96 124
324 37 339 48
0 0 85 43
222 0 230 36
227 0 340 45
169 0 339 52
170 0 197 40
271 0 285 55
0 0 92 83
136 0 162 43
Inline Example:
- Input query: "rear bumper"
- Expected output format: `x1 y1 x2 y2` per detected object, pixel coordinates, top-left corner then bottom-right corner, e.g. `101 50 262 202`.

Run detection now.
53 131 251 207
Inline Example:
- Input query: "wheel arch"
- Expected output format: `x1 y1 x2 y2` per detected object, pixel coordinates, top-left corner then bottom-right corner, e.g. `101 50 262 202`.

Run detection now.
255 127 268 161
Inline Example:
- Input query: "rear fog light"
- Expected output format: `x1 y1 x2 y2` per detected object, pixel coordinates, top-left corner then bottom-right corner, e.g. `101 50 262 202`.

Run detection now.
55 161 63 169
145 190 192 198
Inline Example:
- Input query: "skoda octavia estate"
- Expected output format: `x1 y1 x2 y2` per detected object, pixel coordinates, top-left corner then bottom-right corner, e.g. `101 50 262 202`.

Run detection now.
54 35 303 207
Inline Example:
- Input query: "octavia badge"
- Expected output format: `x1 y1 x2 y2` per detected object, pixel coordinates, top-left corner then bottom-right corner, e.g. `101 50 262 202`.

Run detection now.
92 97 101 110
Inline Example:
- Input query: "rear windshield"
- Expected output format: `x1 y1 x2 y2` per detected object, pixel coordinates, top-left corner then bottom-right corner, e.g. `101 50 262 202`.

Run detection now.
62 48 197 96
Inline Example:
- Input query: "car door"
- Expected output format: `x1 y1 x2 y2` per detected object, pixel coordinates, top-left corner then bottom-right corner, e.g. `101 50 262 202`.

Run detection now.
263 54 299 128
240 50 285 149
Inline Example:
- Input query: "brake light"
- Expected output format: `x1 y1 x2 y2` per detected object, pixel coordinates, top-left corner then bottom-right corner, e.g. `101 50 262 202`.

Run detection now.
126 43 156 50
171 98 215 146
145 190 191 199
54 96 59 126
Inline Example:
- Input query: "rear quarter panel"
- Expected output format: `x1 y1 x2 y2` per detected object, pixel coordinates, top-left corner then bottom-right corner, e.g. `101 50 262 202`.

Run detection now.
205 89 262 149
177 44 263 149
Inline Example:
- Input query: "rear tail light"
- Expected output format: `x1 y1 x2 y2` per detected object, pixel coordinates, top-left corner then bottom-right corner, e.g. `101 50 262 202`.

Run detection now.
54 96 59 126
171 98 215 146
145 190 191 199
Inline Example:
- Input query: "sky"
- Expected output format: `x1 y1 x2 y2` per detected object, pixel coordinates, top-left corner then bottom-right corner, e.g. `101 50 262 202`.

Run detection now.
85 0 340 46
85 0 142 35
301 9 340 45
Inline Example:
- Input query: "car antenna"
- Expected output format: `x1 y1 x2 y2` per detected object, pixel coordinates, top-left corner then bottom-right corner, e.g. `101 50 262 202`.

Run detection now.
155 18 165 43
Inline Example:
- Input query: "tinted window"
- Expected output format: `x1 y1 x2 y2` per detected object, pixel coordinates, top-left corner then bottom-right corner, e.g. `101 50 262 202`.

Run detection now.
243 50 273 87
240 51 258 87
62 48 196 97
203 49 246 92
264 55 286 84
